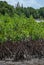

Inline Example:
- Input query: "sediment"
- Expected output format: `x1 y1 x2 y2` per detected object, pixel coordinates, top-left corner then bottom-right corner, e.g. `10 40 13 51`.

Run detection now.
0 39 44 61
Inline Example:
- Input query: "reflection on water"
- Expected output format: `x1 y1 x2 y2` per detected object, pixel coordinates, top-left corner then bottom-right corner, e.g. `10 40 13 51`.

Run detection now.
0 58 44 65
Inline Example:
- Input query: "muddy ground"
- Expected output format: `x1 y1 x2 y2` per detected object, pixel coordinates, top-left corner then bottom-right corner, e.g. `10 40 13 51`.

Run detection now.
0 39 44 61
0 58 44 65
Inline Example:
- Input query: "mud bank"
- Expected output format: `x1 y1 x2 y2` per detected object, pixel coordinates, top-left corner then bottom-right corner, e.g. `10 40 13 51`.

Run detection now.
0 58 44 65
0 39 44 61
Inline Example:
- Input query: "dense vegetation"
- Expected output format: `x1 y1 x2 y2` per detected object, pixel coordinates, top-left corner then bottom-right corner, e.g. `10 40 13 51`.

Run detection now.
0 1 44 43
0 1 44 19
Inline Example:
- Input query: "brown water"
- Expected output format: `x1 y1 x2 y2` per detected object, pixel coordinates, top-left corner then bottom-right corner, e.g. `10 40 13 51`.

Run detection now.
0 58 44 65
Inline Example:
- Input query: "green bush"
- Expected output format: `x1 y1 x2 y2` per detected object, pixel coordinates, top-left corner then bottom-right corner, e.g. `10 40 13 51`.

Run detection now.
0 14 44 43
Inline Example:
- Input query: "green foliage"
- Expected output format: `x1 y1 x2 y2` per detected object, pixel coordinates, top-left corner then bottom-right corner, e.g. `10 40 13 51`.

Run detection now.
0 1 44 18
0 1 44 43
0 14 44 43
0 1 14 16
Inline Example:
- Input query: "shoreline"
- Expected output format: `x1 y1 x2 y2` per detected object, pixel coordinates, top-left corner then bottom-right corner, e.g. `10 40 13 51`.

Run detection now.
0 39 44 61
0 58 44 65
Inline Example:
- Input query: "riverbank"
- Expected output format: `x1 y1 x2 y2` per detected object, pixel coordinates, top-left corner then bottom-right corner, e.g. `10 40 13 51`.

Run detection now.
0 39 44 61
0 58 44 65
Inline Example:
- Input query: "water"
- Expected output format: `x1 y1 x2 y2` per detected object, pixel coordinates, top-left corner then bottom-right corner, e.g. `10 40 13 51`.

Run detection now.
35 19 44 22
0 58 44 65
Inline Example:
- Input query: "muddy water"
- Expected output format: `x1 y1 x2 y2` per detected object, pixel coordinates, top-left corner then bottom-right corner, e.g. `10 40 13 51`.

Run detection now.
0 58 44 65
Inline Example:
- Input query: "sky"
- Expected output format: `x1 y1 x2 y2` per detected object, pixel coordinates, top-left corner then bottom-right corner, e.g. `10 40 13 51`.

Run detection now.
1 0 44 9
